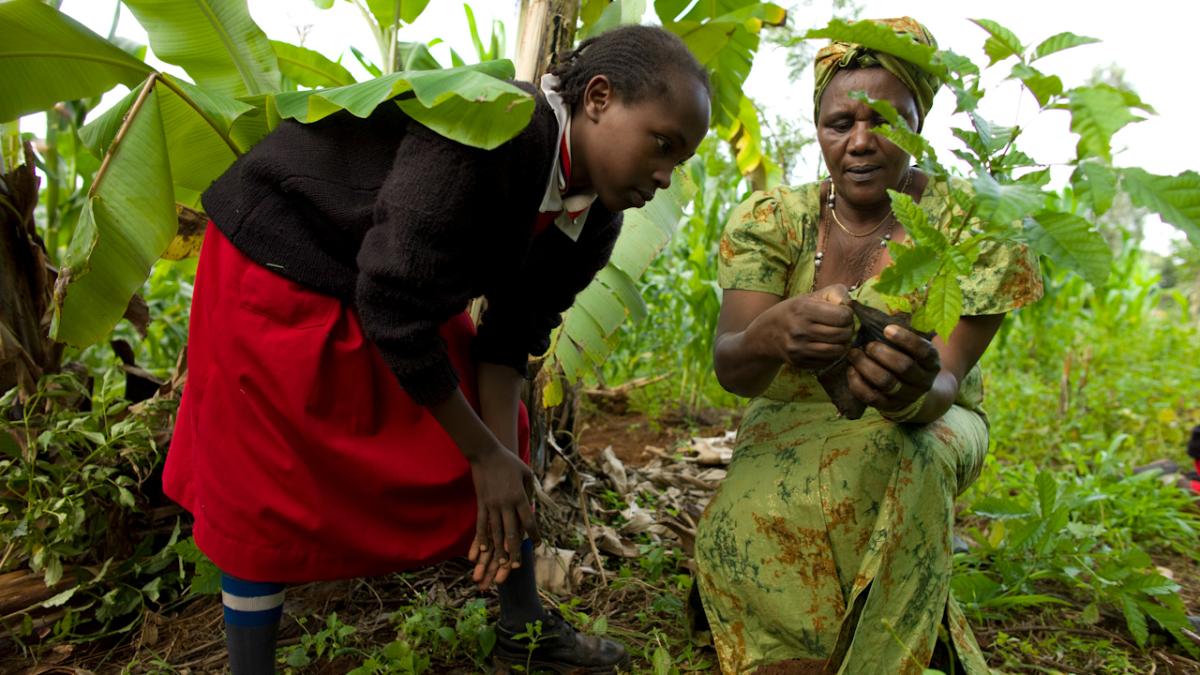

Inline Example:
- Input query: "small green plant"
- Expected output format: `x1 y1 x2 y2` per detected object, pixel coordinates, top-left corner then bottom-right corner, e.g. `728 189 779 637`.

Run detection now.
509 619 544 673
282 612 359 670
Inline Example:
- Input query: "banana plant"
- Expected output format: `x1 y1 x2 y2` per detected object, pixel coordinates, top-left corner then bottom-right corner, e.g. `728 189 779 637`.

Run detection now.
0 0 535 349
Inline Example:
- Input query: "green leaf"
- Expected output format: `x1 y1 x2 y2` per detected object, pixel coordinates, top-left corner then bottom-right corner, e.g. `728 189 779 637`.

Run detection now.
969 496 1029 519
805 19 945 77
51 79 178 347
876 243 940 296
969 114 1017 154
396 41 443 71
1022 211 1112 286
970 19 1024 65
271 41 356 88
401 0 432 24
1032 32 1099 61
576 284 627 335
890 191 946 250
80 75 246 205
275 62 533 150
1066 84 1150 163
913 271 962 338
42 585 80 608
545 180 687 386
1071 161 1116 216
581 0 647 40
122 0 281 98
597 265 647 322
847 93 937 163
610 198 680 279
364 0 431 26
1034 471 1057 516
1125 573 1180 597
971 174 1045 227
397 68 534 150
1122 596 1149 646
553 332 587 383
1009 63 1062 107
312 0 335 8
583 0 610 29
668 18 757 130
1121 168 1200 246
0 0 153 122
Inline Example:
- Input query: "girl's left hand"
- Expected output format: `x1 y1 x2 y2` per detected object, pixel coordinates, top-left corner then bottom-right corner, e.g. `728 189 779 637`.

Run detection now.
846 324 940 413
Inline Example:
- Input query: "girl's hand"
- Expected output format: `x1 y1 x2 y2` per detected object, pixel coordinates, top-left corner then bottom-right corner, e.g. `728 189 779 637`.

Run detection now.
757 284 854 370
466 446 539 590
846 324 941 413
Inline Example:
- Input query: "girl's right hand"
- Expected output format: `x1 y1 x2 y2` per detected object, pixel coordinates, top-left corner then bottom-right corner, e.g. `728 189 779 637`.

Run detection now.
466 446 539 590
756 284 854 370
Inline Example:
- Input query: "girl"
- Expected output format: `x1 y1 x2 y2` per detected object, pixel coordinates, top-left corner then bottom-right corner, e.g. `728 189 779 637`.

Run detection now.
166 25 711 674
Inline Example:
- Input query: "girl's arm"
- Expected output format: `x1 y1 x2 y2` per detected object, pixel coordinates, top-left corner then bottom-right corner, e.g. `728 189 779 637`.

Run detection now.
426 389 538 589
477 361 523 457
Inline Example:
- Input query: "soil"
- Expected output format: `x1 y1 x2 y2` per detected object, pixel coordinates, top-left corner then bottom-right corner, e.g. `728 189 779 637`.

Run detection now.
575 406 736 467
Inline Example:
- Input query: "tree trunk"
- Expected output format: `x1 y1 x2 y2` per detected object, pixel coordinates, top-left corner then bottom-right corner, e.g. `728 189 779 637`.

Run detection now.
513 0 581 476
515 0 581 84
0 143 57 395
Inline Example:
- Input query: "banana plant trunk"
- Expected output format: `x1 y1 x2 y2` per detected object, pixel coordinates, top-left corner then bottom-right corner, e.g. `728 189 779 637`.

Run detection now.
0 144 59 395
510 0 581 477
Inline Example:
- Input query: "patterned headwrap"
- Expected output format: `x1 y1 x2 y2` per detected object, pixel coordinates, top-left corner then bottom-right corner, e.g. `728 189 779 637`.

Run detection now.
813 17 940 131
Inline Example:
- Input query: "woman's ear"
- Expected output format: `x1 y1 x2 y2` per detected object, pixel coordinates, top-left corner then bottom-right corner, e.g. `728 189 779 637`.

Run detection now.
581 75 613 123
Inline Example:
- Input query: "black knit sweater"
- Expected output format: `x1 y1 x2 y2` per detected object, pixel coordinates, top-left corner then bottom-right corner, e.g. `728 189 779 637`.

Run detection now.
201 87 622 405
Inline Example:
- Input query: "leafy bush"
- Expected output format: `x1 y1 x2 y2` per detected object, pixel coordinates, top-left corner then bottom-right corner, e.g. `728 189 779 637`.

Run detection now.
0 367 195 640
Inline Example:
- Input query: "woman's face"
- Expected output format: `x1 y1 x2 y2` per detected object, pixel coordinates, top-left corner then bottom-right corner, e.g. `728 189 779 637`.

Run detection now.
573 74 710 212
817 67 920 211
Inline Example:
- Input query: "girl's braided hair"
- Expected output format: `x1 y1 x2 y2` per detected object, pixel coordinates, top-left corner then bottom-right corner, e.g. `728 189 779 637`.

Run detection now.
548 25 710 110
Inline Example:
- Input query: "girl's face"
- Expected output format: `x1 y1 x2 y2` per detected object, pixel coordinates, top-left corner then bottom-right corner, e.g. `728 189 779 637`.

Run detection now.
817 67 919 211
571 74 710 211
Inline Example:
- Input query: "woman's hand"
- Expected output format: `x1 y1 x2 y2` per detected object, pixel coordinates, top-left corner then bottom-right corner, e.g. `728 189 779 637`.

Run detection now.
847 324 941 413
466 445 539 590
759 284 855 370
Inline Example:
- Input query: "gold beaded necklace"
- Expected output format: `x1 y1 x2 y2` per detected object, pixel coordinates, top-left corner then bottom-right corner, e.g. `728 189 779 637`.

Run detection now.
813 168 912 293
827 168 912 238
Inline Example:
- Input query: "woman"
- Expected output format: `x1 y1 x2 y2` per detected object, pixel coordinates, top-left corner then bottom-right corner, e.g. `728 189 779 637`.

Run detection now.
693 17 1042 674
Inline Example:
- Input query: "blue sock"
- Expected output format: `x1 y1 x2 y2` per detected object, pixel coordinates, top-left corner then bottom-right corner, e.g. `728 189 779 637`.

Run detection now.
221 573 285 674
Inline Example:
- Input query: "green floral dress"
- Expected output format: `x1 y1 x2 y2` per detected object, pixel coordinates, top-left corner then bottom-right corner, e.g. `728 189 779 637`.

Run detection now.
694 182 1043 674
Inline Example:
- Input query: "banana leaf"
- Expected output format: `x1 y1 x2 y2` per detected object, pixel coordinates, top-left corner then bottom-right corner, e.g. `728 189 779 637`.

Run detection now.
53 74 248 346
542 176 694 404
52 78 177 347
0 0 153 122
121 0 281 98
275 61 534 150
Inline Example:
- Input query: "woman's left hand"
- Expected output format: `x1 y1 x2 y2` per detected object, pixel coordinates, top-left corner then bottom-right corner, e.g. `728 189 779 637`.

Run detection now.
846 324 941 413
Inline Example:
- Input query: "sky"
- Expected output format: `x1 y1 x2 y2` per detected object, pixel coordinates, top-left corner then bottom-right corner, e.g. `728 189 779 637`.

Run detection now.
41 0 1195 253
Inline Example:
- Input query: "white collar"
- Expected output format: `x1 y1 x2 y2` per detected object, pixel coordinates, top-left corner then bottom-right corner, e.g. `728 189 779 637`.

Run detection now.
538 73 596 242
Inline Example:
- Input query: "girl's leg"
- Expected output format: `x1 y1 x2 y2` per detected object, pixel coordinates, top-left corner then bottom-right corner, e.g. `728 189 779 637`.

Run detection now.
496 539 544 630
221 573 285 674
494 541 630 672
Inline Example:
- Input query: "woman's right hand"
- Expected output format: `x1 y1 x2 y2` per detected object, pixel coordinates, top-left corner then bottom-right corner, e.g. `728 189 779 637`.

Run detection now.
755 284 854 370
466 445 539 590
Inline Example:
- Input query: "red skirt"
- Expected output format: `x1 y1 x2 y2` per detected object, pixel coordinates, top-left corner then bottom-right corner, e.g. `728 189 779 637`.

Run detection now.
165 225 529 583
